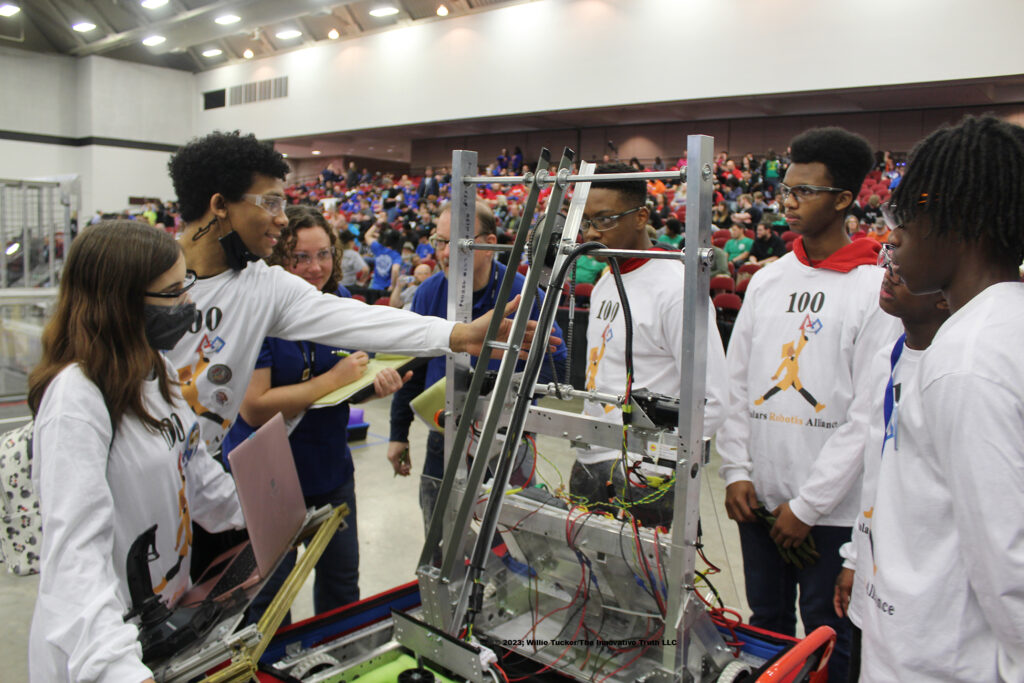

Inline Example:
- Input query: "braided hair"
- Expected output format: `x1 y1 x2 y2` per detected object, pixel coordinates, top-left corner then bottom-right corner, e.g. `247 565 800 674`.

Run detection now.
892 114 1024 265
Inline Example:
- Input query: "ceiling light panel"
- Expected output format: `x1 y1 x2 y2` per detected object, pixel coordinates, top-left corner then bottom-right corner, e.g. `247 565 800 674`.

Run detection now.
276 29 302 39
72 21 97 32
369 6 400 17
142 35 166 46
0 4 20 17
201 48 223 57
140 0 168 9
215 14 240 25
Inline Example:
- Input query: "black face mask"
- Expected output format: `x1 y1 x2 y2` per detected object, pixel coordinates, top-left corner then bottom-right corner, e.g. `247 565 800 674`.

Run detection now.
219 230 261 271
144 302 197 351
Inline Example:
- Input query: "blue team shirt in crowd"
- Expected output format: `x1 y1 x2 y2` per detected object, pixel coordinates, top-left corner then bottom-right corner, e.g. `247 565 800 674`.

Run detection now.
370 241 401 289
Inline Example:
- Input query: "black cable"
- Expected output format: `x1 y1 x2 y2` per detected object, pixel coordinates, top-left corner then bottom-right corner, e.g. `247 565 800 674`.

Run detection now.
607 257 635 507
695 569 726 609
565 259 577 385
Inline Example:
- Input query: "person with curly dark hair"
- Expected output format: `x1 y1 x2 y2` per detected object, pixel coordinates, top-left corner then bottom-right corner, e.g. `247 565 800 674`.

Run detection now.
220 205 409 622
717 126 901 682
164 131 551 578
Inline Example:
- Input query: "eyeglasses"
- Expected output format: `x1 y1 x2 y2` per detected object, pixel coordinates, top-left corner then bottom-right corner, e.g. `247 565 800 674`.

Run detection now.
580 206 644 232
242 193 287 216
881 194 935 232
876 243 902 282
429 232 484 249
292 247 335 266
778 183 846 202
146 270 197 298
881 202 900 231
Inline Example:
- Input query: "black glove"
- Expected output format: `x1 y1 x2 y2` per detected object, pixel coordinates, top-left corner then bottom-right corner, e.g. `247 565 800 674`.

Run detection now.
752 502 820 569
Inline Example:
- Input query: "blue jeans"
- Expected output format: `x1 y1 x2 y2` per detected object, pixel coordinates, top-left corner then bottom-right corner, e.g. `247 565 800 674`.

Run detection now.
246 479 359 626
738 522 852 683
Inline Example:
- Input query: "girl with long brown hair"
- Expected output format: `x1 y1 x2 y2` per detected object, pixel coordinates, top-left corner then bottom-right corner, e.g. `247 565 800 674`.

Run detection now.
28 221 243 683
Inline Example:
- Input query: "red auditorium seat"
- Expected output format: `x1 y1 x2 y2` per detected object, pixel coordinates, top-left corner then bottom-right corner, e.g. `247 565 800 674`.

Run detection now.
421 258 436 270
739 263 762 277
710 275 735 295
744 228 755 240
712 234 729 248
352 294 366 303
570 282 594 298
781 231 799 243
374 297 390 305
735 277 750 297
713 292 743 349
714 228 732 241
517 263 529 275
713 292 742 312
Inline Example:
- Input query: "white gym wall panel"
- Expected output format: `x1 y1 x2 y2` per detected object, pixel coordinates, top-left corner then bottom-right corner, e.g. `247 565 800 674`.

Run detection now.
194 0 1024 140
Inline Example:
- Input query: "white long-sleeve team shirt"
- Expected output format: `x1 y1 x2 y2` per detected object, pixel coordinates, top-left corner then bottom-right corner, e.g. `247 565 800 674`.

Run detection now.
861 282 1024 682
29 361 244 683
162 260 456 451
717 242 900 526
839 340 921 627
576 257 728 465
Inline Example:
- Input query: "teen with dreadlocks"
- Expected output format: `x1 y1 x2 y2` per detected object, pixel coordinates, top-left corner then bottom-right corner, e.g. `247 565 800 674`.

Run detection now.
717 128 901 682
859 115 1024 681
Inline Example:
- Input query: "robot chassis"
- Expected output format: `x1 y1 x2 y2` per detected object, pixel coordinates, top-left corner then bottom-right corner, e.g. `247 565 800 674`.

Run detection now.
176 136 748 683
393 135 740 682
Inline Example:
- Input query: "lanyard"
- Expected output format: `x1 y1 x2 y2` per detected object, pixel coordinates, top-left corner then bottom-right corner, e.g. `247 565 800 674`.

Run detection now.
880 333 906 457
300 342 316 381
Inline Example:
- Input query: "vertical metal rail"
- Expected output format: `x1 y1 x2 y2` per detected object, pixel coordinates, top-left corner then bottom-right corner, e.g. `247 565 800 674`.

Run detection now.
0 185 7 287
46 186 56 287
663 135 718 675
444 149 576 634
21 184 29 287
417 148 551 628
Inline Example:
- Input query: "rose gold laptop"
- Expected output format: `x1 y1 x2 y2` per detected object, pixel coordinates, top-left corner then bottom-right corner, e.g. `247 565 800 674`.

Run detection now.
180 413 306 606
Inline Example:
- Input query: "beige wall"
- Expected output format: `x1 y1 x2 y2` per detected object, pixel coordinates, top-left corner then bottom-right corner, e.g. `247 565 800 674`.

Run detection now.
411 104 1024 173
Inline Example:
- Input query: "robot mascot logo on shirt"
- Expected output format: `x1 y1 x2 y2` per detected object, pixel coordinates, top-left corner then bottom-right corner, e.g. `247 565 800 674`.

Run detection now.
754 315 826 413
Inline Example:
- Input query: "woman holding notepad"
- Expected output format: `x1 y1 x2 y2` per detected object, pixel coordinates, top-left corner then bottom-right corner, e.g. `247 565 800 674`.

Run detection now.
221 205 409 623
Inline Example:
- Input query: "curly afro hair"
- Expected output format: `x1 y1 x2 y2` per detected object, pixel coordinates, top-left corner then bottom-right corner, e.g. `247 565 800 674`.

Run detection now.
788 127 874 195
169 130 290 222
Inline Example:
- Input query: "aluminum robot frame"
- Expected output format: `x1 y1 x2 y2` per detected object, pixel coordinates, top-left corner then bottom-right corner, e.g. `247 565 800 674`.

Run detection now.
396 135 741 682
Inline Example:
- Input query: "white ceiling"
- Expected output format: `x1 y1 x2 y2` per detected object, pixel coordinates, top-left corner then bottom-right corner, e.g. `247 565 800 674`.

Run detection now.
0 0 520 71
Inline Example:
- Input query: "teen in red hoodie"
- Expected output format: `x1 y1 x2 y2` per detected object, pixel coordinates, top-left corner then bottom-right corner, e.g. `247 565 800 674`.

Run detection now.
717 127 900 682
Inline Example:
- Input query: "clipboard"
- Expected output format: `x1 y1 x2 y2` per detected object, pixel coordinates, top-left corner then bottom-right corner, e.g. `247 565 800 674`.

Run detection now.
310 354 424 407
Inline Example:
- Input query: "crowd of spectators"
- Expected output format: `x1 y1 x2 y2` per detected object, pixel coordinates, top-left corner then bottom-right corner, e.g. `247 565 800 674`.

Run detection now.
262 148 904 308
90 146 906 317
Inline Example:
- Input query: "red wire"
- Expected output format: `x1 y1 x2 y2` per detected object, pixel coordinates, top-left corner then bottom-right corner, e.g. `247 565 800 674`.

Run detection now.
491 663 510 682
521 436 538 488
595 625 665 683
631 516 665 615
